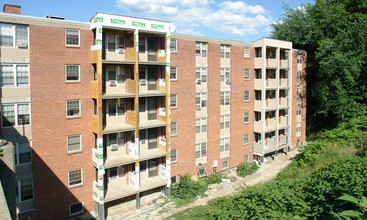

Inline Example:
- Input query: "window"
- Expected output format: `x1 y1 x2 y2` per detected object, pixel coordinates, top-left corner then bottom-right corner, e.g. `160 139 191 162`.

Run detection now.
108 167 118 179
196 92 207 108
243 155 249 161
220 91 230 106
244 68 250 80
2 103 30 127
1 64 29 87
139 37 145 52
170 67 177 80
244 47 250 58
255 112 261 122
244 90 250 101
16 179 33 203
244 134 249 144
269 50 276 59
170 39 177 52
70 202 84 216
220 114 230 129
170 149 177 162
268 70 276 79
255 90 262 101
170 94 177 108
255 47 262 57
69 169 82 187
195 117 207 133
268 111 275 120
65 29 79 46
171 176 177 184
255 133 261 143
297 70 302 83
244 112 249 123
268 90 276 99
297 54 303 64
296 121 301 133
220 137 230 152
195 142 207 158
67 135 81 152
196 67 207 83
15 142 31 165
0 24 28 47
196 42 207 57
297 103 302 115
66 65 80 82
66 100 80 117
220 68 230 82
170 122 177 135
198 168 207 177
297 87 302 99
222 161 228 169
221 44 230 58
107 34 125 52
255 69 262 79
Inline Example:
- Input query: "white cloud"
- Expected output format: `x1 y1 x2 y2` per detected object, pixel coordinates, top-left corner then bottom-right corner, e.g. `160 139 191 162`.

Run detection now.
115 0 273 37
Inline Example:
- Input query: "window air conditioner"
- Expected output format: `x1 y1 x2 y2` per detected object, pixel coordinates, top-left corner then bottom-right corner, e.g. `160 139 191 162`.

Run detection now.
196 104 201 111
17 41 28 48
140 79 147 85
109 80 117 86
196 79 201 84
118 48 125 54
110 144 119 151
226 78 231 85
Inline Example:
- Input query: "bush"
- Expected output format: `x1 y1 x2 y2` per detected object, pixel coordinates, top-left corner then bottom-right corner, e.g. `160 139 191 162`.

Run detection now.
237 162 259 177
203 174 223 185
171 174 207 201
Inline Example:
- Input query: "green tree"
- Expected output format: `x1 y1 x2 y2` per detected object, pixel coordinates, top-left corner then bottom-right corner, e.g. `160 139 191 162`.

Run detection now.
272 0 367 129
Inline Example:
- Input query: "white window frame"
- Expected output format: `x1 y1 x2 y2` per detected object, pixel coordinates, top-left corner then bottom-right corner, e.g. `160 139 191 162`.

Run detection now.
222 161 229 169
220 68 230 82
16 178 34 203
196 42 207 57
65 65 80 82
196 67 207 83
297 103 302 115
296 121 302 135
65 29 80 47
220 137 230 152
244 90 250 102
0 64 30 87
195 142 207 159
221 44 230 58
244 112 250 123
297 70 302 83
170 94 177 108
0 24 29 48
195 117 207 134
198 168 208 177
170 66 177 80
170 149 177 162
170 122 177 136
220 114 230 129
68 169 83 187
170 38 177 53
220 91 230 106
107 34 125 52
15 142 32 166
69 202 84 216
244 68 250 80
66 100 81 118
244 134 249 145
67 135 82 153
196 92 207 108
244 47 250 58
1 103 31 127
297 54 303 64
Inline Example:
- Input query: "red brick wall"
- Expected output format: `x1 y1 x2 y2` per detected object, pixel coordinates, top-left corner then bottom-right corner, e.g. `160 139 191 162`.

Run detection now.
291 52 297 146
28 24 94 219
301 53 307 142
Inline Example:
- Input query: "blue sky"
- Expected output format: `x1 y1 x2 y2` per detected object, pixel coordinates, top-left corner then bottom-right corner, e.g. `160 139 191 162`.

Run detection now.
8 0 312 42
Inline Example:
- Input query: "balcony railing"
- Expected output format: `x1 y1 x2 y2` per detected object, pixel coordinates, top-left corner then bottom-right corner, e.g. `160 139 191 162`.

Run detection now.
266 98 277 109
266 79 277 88
279 97 289 107
267 58 277 68
279 78 289 87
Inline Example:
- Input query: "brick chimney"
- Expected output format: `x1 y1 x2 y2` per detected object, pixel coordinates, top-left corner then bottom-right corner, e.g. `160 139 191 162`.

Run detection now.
3 4 21 15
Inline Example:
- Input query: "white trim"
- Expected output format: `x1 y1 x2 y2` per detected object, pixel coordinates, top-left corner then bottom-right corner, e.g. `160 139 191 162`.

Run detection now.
170 94 177 108
1 102 31 128
66 100 81 118
170 38 177 53
244 68 250 80
244 112 250 124
170 66 177 81
65 64 80 82
222 160 229 169
0 64 30 87
244 90 250 102
15 142 32 166
16 178 34 203
65 29 80 47
170 148 177 163
69 202 84 216
170 121 177 136
67 135 82 153
68 168 83 187
244 47 250 58
243 133 249 145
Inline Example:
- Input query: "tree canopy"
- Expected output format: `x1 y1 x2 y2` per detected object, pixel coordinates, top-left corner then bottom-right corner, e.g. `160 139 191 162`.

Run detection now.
272 0 367 129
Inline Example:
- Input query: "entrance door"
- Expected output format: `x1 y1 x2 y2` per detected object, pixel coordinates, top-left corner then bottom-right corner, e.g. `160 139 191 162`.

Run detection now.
147 67 157 91
148 38 157 61
148 158 158 177
148 97 157 120
148 128 157 150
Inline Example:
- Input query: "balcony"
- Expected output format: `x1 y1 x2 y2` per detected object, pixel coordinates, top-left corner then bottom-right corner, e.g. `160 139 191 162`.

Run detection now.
140 175 167 192
265 118 277 132
279 116 289 129
264 138 277 154
279 78 289 88
280 59 289 68
102 31 136 63
139 129 168 160
103 99 136 134
104 172 136 202
253 141 263 155
266 98 277 110
254 79 263 90
138 36 166 63
254 100 264 111
279 135 288 147
140 161 168 191
254 121 263 132
104 142 136 168
279 97 289 109
139 66 167 97
266 58 277 68
266 79 277 88
103 79 136 99
254 57 263 68
139 97 167 129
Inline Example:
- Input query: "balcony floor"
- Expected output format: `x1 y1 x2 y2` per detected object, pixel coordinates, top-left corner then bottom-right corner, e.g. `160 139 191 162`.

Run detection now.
102 92 135 99
139 91 167 97
139 120 167 129
103 123 136 134
105 181 136 202
140 176 167 192
140 148 167 161
104 154 136 169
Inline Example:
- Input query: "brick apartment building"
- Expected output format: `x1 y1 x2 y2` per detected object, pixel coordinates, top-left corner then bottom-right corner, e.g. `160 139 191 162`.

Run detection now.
0 4 306 220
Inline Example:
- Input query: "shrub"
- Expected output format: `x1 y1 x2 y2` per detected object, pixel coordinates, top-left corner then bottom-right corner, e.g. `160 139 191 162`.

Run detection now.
203 174 223 185
171 174 207 200
237 162 259 177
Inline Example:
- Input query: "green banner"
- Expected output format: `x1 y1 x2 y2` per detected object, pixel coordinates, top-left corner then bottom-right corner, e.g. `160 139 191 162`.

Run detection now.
151 24 164 30
111 18 125 25
95 39 102 45
98 28 102 33
132 21 146 27
94 17 103 23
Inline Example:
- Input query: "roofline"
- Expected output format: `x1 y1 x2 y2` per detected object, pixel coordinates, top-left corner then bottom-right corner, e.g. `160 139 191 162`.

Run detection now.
171 32 253 47
0 12 89 25
90 12 171 24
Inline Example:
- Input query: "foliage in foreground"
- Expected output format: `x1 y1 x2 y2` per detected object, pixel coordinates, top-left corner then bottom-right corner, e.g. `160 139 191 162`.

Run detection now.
333 195 367 219
169 114 367 219
236 161 259 177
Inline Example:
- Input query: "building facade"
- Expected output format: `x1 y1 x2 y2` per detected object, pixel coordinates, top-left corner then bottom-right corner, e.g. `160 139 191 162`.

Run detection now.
0 4 306 220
